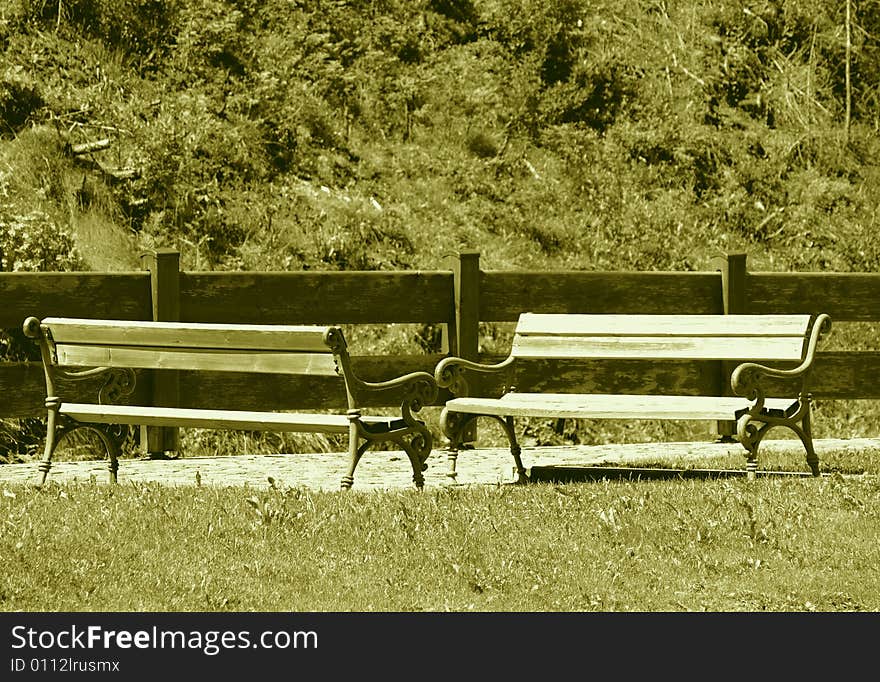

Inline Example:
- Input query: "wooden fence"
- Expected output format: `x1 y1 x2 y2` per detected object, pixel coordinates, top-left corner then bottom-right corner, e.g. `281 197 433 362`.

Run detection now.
2 249 880 451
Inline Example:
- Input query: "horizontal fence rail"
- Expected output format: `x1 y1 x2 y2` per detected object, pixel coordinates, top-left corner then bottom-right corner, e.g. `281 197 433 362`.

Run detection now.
0 272 151 328
480 271 724 320
180 271 454 325
3 250 880 445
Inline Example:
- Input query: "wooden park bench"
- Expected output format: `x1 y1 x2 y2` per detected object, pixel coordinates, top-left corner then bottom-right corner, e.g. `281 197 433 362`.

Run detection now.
434 313 832 481
22 316 437 490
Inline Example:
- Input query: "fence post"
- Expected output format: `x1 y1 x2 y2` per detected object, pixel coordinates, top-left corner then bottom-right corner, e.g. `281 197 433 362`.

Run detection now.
140 248 181 457
454 250 481 444
713 252 748 441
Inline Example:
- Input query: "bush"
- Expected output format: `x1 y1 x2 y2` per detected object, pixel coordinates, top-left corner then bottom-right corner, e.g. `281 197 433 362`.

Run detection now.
0 206 84 272
0 68 44 137
16 0 178 65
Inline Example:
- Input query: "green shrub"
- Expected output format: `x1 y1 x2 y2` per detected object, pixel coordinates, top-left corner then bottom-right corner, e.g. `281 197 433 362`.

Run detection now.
0 68 44 137
15 0 179 64
0 206 83 272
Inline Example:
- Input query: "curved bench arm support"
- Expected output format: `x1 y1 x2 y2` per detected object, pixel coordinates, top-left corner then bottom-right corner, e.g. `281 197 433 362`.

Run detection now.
731 313 831 400
434 355 515 397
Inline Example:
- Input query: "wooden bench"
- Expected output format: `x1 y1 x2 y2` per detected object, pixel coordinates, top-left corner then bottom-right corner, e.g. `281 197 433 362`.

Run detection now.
434 313 832 481
23 316 437 490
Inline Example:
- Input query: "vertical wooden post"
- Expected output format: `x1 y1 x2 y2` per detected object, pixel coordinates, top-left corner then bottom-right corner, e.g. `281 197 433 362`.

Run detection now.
140 248 181 457
454 250 481 444
440 257 455 356
713 252 748 441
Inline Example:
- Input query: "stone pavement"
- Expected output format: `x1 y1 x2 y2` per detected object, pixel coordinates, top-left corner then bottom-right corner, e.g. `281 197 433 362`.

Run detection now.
1 437 877 492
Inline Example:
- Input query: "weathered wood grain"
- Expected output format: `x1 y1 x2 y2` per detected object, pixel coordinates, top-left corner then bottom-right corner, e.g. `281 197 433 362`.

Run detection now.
175 354 448 410
511 334 806 361
446 394 798 420
60 403 356 433
515 313 811 337
5 350 880 419
0 273 151 327
502 357 725 397
0 364 153 417
179 271 454 324
747 273 880 320
479 271 723 321
0 355 448 416
54 345 340 375
45 318 333 352
779 351 880 399
142 248 181 452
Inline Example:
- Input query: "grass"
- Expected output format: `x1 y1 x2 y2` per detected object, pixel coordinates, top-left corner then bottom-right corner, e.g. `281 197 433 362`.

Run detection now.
1 462 877 612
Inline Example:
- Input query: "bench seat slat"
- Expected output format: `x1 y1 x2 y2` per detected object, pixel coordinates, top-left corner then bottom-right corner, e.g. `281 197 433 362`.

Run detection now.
445 394 799 420
42 318 332 352
55 344 341 375
516 313 812 337
511 335 806 361
59 403 402 433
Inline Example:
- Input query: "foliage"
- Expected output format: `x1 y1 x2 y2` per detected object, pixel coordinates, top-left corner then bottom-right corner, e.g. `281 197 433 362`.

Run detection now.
3 0 878 272
12 0 179 66
0 206 83 272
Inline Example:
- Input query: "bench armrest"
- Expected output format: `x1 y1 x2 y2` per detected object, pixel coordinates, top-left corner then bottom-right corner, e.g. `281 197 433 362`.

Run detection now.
351 370 438 412
434 355 515 396
322 327 438 413
731 313 831 399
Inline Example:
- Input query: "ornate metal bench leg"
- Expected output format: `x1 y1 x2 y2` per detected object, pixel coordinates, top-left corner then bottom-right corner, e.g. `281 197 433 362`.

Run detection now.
341 413 361 490
340 431 372 491
501 416 527 483
787 419 820 477
798 398 820 477
90 426 124 484
440 408 470 481
401 442 426 490
446 443 459 480
745 456 758 481
399 425 431 490
737 413 762 482
39 398 60 486
38 398 61 487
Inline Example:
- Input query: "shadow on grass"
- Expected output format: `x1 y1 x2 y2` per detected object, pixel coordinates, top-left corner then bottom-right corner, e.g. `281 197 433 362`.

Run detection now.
527 465 816 483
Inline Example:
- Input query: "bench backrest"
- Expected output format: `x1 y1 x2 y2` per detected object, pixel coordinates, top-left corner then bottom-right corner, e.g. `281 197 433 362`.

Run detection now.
511 313 813 362
37 317 341 376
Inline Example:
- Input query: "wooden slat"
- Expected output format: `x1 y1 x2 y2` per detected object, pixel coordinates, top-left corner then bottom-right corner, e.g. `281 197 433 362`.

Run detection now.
480 271 723 321
0 272 151 328
748 273 880 321
445 394 798 420
0 355 447 417
176 354 448 410
59 403 356 433
180 271 454 324
5 350 880 422
0 364 153 418
511 335 806 361
54 345 340 375
773 351 880 399
0 362 58 417
509 357 724 397
515 313 811 337
42 318 332 352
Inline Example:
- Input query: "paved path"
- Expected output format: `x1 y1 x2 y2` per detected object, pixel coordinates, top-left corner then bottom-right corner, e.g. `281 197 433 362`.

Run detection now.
2 437 877 491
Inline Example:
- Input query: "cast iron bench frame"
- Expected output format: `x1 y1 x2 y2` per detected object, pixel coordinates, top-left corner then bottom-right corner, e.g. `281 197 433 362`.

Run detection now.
434 312 832 481
23 316 437 490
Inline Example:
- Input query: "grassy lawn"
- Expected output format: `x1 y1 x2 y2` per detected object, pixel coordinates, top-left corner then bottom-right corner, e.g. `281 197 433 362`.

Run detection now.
1 457 877 612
